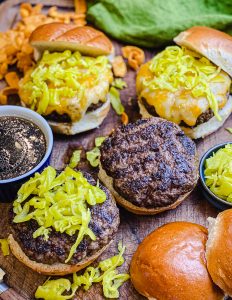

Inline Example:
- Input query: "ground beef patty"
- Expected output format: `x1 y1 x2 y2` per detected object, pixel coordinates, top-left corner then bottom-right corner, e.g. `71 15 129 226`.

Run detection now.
100 118 198 208
10 172 119 265
45 101 104 123
141 98 215 127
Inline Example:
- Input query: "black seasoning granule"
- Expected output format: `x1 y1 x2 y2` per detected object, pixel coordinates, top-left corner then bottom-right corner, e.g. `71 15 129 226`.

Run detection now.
0 116 46 180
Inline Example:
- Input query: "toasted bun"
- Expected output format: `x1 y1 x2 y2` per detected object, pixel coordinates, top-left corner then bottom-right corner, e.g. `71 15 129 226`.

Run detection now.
47 97 110 135
206 210 232 296
8 234 112 276
130 222 224 300
30 23 114 60
139 96 232 139
98 163 194 215
174 26 232 77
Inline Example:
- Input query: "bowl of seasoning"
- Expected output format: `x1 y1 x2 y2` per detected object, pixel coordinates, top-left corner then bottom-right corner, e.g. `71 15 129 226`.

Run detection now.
0 105 53 202
199 142 232 210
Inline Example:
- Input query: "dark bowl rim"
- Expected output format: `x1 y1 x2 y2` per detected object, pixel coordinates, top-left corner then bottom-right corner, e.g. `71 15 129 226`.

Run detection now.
199 141 232 207
0 105 53 184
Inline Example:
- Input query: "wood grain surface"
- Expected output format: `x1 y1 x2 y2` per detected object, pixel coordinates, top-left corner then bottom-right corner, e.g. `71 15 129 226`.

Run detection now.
0 1 232 299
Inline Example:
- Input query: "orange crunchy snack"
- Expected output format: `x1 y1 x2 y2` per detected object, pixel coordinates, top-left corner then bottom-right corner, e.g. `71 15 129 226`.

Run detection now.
112 56 127 78
74 0 87 14
121 111 129 125
0 2 87 103
122 46 145 70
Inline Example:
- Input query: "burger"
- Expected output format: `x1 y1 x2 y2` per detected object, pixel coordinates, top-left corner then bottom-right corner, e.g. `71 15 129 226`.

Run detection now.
8 166 120 275
207 209 232 297
130 222 224 300
137 26 232 139
18 23 114 135
99 117 198 215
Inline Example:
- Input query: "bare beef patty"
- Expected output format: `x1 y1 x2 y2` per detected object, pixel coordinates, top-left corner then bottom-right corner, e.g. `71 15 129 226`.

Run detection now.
10 172 119 265
100 118 198 208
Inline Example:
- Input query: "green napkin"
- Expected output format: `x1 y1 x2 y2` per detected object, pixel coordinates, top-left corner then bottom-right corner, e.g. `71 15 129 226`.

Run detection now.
87 0 232 48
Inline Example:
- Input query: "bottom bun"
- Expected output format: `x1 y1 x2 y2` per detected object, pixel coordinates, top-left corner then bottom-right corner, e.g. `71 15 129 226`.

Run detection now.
139 96 232 139
99 164 193 215
8 234 112 276
48 97 110 135
206 210 232 297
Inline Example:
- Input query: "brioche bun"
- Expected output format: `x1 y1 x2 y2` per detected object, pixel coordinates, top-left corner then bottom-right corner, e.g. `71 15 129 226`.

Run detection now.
174 26 232 77
130 222 224 300
138 96 232 139
206 209 232 297
99 163 193 215
8 234 112 276
137 26 232 139
30 23 114 60
22 23 114 135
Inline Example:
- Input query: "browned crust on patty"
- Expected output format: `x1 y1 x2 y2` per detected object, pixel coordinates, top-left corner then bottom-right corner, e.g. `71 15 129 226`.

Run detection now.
100 118 198 209
10 172 120 265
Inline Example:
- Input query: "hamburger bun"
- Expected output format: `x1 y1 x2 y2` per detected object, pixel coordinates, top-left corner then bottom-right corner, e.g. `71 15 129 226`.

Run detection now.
8 234 112 276
137 26 232 139
9 169 120 276
206 209 232 297
30 23 114 60
174 26 232 77
99 118 198 215
20 24 114 135
130 222 224 300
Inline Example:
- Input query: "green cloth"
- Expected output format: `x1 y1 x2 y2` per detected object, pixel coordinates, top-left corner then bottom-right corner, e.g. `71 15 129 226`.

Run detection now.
87 0 232 48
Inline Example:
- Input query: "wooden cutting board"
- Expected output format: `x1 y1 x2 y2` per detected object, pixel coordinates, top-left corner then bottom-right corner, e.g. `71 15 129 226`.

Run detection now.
0 1 232 299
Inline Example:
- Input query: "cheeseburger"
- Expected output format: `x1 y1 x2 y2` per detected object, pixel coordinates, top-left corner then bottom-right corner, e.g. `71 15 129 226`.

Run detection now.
137 26 232 139
19 23 114 135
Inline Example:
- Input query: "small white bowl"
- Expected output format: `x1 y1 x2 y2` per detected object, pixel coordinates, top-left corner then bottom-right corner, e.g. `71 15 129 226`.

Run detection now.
0 105 53 202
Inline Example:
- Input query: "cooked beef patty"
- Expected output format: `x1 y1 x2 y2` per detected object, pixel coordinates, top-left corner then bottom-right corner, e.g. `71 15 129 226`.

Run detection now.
10 172 119 265
45 101 104 123
141 98 216 127
100 118 198 208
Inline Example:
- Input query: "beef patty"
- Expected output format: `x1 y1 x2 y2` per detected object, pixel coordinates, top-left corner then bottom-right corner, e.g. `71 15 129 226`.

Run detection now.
141 97 221 127
10 172 119 265
45 101 104 123
100 118 198 208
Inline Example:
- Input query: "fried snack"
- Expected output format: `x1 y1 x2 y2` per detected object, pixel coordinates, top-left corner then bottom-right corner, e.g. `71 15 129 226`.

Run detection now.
121 112 129 125
0 71 19 104
74 0 87 14
122 46 145 70
5 72 19 88
112 56 127 77
48 6 86 25
0 2 87 103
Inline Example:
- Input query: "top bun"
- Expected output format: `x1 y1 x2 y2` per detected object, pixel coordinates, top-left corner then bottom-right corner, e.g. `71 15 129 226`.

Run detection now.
30 23 113 60
174 26 232 77
130 222 224 300
207 209 232 297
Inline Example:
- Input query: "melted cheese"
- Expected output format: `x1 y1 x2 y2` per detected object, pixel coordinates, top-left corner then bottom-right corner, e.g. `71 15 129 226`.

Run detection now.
137 60 231 126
